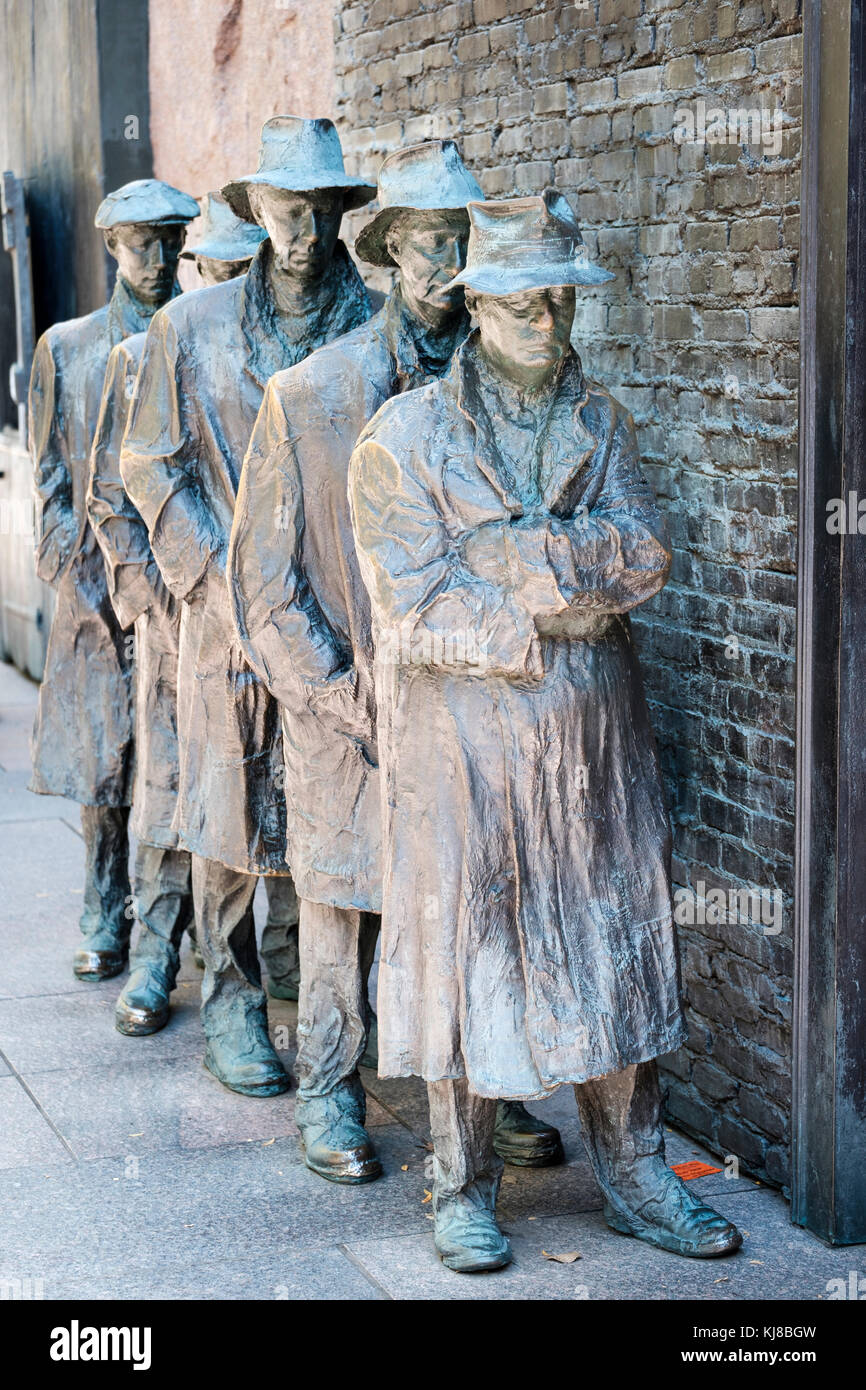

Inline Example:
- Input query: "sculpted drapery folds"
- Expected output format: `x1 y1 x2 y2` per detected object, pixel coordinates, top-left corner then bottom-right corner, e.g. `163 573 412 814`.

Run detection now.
119 236 372 876
349 334 686 1098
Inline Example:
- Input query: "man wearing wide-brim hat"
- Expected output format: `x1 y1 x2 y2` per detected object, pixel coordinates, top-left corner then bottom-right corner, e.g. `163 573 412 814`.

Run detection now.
120 117 375 1097
29 178 198 984
229 140 561 1182
349 189 743 1272
180 190 267 286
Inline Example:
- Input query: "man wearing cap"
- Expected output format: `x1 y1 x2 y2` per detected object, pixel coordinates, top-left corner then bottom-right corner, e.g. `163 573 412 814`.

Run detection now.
28 178 198 982
120 117 375 1096
181 191 267 287
87 198 297 1035
349 190 742 1271
229 140 563 1182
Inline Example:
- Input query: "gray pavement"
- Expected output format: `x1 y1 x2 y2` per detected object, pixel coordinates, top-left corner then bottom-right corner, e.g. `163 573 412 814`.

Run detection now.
0 655 862 1301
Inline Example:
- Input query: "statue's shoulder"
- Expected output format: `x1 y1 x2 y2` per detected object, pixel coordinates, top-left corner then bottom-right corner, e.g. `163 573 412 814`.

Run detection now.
579 377 635 436
359 376 443 454
155 276 243 336
112 331 147 370
40 303 110 361
271 308 389 403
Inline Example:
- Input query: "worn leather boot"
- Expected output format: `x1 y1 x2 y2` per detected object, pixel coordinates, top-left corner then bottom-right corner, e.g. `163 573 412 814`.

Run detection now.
433 1187 513 1273
73 928 129 982
493 1100 564 1167
203 1010 290 1098
263 918 300 1000
115 955 178 1036
296 1075 381 1185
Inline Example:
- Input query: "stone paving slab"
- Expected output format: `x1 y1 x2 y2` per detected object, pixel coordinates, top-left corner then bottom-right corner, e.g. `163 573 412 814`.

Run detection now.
0 1075 72 1169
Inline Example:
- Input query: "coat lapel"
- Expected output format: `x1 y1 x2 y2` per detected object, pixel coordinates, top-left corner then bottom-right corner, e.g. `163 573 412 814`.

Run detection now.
537 351 597 513
452 336 525 514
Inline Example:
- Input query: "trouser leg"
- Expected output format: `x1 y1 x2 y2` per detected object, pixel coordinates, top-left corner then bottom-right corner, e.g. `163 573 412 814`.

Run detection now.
427 1078 510 1272
295 901 379 1101
260 875 300 998
74 805 131 980
79 804 131 943
115 845 194 1035
192 855 288 1096
294 901 382 1183
129 844 194 981
575 1059 742 1257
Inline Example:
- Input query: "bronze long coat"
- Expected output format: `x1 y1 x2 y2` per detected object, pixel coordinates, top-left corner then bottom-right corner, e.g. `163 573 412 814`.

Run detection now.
228 290 468 910
87 333 182 849
120 241 371 874
349 337 687 1099
28 277 167 805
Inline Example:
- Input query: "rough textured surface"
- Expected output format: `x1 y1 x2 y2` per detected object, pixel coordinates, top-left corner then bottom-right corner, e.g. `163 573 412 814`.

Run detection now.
148 0 338 287
334 0 801 1185
1 655 863 1299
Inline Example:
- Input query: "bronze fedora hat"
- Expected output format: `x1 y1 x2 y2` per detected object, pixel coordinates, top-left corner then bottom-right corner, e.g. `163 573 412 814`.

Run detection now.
222 116 376 223
180 191 267 262
354 139 483 267
95 178 199 229
449 188 615 294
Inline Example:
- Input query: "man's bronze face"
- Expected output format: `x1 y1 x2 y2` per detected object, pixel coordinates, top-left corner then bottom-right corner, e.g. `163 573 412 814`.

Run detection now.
472 286 576 389
385 212 469 325
194 255 251 287
247 186 342 283
105 221 185 305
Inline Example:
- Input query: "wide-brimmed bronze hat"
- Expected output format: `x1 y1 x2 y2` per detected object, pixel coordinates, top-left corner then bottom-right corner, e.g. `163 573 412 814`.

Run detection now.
354 140 483 267
222 116 376 223
94 178 199 229
180 191 267 262
448 189 615 295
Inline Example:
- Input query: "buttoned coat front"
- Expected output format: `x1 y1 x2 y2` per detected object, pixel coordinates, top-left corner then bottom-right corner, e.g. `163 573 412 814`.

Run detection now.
229 291 469 909
28 277 165 805
87 333 182 849
120 241 371 874
349 337 687 1099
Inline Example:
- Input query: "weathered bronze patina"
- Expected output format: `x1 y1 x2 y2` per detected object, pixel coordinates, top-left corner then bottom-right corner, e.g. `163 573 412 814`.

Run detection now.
120 118 374 1095
180 190 266 286
29 178 198 982
229 139 562 1179
349 191 743 1272
86 195 296 1036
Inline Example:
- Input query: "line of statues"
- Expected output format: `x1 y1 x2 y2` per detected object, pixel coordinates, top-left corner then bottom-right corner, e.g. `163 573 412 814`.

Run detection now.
28 116 741 1275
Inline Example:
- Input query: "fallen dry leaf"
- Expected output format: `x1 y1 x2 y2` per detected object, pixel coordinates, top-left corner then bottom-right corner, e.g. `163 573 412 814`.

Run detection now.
749 1259 763 1265
542 1250 582 1264
421 1189 432 1205
714 1277 729 1284
262 1138 275 1146
128 1133 143 1138
400 1164 408 1171
528 1215 537 1220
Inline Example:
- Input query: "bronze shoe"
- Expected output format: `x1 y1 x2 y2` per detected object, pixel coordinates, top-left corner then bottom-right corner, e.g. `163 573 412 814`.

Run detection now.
203 1030 290 1098
434 1198 513 1273
115 964 172 1036
493 1100 565 1167
602 1168 743 1258
296 1081 382 1185
73 929 128 982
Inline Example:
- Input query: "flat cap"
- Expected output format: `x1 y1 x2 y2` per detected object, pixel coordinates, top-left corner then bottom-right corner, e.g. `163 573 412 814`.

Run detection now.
95 179 200 229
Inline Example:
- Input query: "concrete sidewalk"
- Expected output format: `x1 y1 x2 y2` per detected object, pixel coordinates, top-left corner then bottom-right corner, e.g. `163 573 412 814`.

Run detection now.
0 655 862 1301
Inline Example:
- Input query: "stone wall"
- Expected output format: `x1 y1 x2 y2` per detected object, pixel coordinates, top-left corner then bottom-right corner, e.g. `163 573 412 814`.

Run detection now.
148 0 337 287
335 0 801 1186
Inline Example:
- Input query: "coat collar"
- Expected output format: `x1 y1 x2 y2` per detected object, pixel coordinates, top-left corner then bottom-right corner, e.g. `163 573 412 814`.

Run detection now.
107 274 180 346
450 332 596 514
240 238 371 390
382 285 471 394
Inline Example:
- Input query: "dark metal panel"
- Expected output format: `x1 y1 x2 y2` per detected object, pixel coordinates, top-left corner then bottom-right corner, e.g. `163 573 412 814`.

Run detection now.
793 0 866 1244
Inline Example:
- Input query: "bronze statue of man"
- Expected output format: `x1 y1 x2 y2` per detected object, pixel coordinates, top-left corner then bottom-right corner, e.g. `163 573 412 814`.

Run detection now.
28 179 199 982
349 191 743 1272
229 140 562 1182
180 191 266 287
119 118 375 1096
86 201 273 1035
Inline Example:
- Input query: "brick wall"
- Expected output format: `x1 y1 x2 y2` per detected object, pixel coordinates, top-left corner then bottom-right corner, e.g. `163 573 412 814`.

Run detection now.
335 0 801 1187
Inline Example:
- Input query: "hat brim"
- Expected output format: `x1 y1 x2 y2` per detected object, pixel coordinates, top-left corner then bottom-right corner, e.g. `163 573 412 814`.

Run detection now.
222 173 376 223
355 204 471 267
450 260 616 294
181 238 262 261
